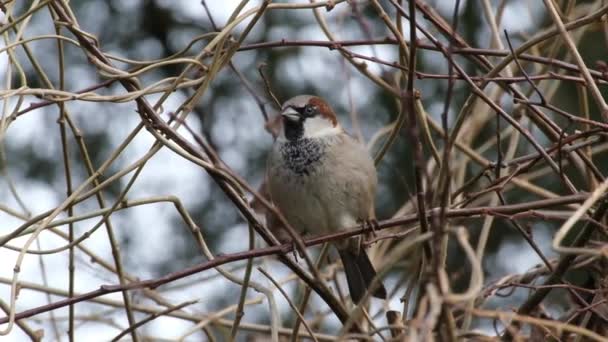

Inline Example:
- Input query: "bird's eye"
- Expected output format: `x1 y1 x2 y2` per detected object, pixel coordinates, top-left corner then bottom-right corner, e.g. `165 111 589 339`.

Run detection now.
304 105 315 116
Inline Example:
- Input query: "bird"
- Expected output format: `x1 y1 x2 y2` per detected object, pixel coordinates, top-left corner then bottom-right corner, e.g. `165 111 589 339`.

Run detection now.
265 94 387 303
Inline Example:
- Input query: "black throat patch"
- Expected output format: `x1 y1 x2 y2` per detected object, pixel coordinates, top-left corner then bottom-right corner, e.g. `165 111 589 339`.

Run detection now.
283 118 304 141
279 138 326 176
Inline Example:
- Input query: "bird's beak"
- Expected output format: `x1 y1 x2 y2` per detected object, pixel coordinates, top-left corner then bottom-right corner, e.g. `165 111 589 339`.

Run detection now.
281 107 301 122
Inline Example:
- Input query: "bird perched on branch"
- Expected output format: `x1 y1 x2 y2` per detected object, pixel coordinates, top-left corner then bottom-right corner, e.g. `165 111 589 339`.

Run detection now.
265 95 387 303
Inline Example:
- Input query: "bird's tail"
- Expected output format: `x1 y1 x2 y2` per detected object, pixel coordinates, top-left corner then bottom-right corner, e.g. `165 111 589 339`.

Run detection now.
338 248 387 303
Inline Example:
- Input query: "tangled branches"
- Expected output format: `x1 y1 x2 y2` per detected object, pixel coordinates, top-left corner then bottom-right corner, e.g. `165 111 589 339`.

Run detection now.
1 0 608 341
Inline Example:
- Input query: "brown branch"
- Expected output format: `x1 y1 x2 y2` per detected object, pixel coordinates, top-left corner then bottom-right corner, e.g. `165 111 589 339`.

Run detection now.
507 200 608 338
47 0 351 326
0 193 594 324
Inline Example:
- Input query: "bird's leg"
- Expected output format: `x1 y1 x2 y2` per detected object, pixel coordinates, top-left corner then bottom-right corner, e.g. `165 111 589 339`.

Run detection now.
356 218 379 251
355 218 376 254
370 218 380 237
360 218 379 237
291 231 308 261
291 240 299 262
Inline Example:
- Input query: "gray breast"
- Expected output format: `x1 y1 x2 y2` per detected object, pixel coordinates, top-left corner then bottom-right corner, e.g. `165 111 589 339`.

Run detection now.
279 138 326 176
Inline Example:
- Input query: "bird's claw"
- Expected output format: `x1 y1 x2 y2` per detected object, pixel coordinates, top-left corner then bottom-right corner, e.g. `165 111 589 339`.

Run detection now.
291 241 299 262
362 218 379 237
356 218 380 251
291 240 307 261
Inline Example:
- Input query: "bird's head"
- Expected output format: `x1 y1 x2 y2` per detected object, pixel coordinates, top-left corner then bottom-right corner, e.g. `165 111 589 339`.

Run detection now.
278 95 341 142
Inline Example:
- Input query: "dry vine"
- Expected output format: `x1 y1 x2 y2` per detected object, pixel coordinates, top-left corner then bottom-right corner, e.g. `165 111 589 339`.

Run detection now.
1 0 608 341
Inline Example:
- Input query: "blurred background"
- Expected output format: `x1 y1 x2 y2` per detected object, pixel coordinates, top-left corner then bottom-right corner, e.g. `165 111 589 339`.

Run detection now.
1 0 607 340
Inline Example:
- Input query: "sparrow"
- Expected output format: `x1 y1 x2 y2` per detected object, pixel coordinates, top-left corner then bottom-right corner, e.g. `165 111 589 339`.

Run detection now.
266 94 387 303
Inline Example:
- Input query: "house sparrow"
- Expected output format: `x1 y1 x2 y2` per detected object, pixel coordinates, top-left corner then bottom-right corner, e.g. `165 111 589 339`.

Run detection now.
266 95 387 303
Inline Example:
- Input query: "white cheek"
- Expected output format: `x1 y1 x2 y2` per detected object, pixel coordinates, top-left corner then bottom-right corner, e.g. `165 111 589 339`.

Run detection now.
303 117 340 138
